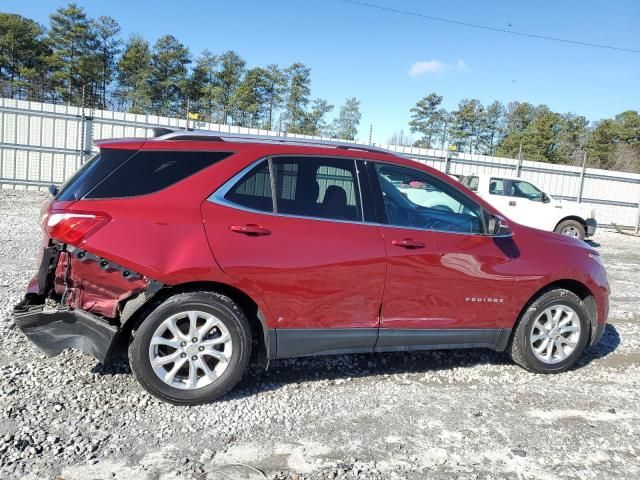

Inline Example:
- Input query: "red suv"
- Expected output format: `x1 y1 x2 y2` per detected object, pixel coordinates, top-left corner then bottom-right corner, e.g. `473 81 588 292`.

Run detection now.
14 131 609 405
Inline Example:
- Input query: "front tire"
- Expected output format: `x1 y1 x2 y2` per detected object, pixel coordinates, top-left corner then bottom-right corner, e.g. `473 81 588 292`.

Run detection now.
508 289 590 373
129 291 251 405
555 219 585 240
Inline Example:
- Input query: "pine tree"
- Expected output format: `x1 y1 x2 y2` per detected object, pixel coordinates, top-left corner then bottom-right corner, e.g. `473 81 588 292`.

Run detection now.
115 36 152 113
47 3 100 106
232 67 270 127
263 64 286 130
331 97 361 140
149 35 191 117
0 13 48 99
409 93 444 148
299 98 334 136
188 50 218 121
480 101 506 154
214 50 245 124
284 62 311 132
93 16 121 109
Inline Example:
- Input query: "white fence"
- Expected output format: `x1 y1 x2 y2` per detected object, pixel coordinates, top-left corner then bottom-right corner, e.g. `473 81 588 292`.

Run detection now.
1 97 639 230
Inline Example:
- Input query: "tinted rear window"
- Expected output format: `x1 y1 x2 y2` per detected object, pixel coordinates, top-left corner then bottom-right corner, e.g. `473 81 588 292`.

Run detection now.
56 149 135 201
85 151 231 199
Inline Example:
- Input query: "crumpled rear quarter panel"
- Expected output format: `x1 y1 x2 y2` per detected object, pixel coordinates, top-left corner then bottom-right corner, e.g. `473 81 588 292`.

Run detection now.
54 251 150 319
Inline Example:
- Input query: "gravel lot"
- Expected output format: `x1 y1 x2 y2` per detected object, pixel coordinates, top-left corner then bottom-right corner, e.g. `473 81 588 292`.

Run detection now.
1 190 639 480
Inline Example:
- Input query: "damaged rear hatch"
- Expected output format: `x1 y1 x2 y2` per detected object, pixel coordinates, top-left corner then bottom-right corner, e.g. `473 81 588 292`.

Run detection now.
13 141 156 363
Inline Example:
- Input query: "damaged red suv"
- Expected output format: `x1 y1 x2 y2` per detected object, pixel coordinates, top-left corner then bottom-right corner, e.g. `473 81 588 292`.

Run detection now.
14 130 609 405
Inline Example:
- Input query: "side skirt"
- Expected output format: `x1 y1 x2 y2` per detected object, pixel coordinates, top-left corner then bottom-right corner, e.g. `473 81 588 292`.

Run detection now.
272 328 512 360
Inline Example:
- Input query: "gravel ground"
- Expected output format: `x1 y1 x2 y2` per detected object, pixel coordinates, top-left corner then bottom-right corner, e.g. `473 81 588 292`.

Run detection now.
0 189 639 480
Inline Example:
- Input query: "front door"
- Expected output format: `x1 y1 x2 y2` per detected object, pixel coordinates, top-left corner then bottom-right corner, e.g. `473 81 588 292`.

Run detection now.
201 156 387 358
502 179 552 230
369 163 516 349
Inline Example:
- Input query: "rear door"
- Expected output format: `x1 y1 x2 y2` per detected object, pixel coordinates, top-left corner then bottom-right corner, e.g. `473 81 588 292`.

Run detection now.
201 156 387 358
368 162 516 349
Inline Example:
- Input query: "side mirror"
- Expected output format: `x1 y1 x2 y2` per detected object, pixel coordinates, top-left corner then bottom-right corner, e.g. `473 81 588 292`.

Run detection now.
487 213 511 237
541 192 550 203
48 184 59 197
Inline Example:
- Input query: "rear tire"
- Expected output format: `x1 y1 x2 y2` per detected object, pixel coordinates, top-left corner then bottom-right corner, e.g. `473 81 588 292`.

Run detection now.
129 291 251 405
509 289 590 374
555 219 585 240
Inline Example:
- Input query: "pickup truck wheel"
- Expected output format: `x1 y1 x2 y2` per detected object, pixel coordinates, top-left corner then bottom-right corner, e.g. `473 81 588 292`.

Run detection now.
128 291 251 405
555 219 585 240
508 289 590 374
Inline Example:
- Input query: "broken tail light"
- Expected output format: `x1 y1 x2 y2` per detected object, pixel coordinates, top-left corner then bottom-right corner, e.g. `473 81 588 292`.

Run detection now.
45 212 111 246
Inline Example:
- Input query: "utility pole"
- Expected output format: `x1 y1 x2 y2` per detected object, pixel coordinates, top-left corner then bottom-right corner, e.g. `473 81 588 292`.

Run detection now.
368 124 373 145
516 141 523 177
577 151 587 203
441 120 447 153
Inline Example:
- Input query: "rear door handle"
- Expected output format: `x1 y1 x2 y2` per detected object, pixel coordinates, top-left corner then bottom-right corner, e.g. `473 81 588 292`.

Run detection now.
229 224 271 236
509 200 516 206
391 238 425 249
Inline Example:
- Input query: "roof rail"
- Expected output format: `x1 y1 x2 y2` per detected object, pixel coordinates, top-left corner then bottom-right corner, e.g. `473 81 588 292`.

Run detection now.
153 129 397 156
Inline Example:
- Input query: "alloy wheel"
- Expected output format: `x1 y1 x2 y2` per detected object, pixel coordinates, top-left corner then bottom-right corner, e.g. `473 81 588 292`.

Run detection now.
148 310 233 390
529 305 581 364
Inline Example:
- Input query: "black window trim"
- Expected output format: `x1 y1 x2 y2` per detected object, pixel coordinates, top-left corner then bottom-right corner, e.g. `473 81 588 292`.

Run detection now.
210 154 371 225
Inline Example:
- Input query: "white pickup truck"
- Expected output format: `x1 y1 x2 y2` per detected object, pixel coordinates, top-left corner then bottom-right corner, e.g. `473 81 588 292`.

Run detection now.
460 174 597 240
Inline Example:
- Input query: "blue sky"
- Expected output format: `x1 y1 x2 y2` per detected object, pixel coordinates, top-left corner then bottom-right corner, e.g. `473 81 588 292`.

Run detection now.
3 0 639 143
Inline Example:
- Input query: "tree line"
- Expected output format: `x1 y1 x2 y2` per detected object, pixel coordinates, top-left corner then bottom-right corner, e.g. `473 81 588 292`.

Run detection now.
398 93 640 172
1 4 638 171
0 4 361 139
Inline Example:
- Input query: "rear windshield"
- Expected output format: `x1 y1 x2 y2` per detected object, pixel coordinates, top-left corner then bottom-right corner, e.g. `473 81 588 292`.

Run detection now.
58 150 231 200
56 149 135 201
85 150 230 199
461 175 479 192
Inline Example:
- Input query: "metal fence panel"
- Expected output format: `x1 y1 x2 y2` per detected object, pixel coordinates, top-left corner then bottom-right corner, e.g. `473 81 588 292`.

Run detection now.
1 97 640 229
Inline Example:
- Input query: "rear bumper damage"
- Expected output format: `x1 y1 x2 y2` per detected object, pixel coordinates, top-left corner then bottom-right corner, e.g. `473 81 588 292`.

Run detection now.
13 240 162 363
13 299 119 364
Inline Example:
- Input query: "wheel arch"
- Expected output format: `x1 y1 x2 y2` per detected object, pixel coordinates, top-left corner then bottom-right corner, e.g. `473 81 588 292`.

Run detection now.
121 280 274 366
510 278 597 347
554 215 588 232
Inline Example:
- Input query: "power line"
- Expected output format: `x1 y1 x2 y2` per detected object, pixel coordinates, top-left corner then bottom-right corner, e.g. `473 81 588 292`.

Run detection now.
339 0 640 54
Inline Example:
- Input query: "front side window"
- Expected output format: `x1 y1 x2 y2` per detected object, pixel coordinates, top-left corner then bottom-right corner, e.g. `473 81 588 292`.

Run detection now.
508 180 544 202
375 164 483 234
272 157 362 221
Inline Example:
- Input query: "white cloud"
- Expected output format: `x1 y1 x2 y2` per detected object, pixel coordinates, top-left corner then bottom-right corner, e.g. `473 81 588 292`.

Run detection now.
408 60 445 77
408 59 469 78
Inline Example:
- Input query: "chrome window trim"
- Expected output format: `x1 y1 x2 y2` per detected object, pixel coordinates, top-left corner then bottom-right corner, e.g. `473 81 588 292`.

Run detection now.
208 156 501 237
208 155 367 225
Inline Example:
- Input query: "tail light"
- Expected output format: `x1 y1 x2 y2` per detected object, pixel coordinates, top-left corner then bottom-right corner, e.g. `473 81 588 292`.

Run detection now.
45 211 111 245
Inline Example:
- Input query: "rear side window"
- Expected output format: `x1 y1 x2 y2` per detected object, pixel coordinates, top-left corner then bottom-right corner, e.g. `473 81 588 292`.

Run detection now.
462 175 479 192
272 157 362 222
224 161 273 212
85 151 230 199
56 149 135 201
